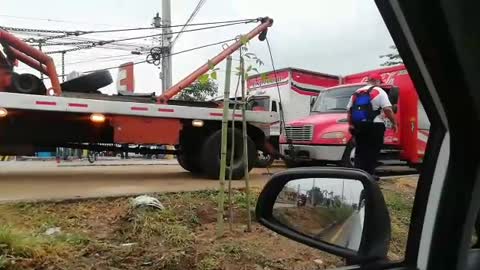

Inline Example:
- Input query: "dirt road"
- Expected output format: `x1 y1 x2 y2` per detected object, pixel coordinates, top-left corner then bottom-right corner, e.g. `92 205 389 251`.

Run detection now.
0 160 283 202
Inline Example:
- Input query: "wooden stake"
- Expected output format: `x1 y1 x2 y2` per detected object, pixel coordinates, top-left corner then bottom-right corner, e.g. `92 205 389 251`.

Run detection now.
217 56 232 238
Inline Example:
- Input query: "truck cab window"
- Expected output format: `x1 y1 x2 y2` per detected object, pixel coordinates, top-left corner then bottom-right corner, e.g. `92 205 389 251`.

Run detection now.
311 85 359 113
247 96 270 111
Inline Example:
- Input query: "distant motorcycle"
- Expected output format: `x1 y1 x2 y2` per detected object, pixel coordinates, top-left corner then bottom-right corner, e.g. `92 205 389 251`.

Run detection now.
87 151 98 164
297 195 307 207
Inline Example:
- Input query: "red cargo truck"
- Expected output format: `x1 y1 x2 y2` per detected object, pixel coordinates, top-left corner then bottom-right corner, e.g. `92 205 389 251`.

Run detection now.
280 65 430 168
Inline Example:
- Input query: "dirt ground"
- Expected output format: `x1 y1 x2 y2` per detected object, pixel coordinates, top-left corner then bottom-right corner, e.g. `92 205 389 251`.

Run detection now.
0 176 417 270
0 160 283 202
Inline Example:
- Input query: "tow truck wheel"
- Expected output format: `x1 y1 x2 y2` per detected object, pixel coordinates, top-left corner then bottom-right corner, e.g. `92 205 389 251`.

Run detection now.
201 128 256 180
177 150 203 174
340 142 355 167
254 150 275 168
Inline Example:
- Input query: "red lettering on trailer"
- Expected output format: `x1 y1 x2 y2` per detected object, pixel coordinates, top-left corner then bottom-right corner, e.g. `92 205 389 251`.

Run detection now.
35 101 56 106
131 106 148 111
68 103 88 108
158 108 174 112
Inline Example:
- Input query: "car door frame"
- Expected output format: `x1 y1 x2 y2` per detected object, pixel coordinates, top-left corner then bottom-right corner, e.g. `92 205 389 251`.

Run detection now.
376 1 480 270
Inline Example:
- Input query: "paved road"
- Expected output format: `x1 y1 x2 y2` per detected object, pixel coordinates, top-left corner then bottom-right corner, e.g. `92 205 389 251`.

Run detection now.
0 159 283 202
316 207 364 250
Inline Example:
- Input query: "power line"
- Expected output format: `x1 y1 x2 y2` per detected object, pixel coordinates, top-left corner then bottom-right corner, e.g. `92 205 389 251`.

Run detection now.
43 21 255 54
265 37 288 143
1 18 257 37
30 37 235 77
172 0 207 46
81 37 236 73
66 54 141 65
0 14 132 27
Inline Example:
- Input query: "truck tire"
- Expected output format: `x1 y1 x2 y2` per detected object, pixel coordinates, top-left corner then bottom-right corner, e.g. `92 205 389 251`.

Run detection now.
177 152 203 174
254 150 275 168
340 142 355 167
60 70 113 93
9 73 46 95
201 128 256 180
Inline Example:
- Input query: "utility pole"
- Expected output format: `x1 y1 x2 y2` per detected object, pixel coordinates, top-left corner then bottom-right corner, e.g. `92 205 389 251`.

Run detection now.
38 43 44 80
162 0 172 93
311 178 316 206
61 51 66 82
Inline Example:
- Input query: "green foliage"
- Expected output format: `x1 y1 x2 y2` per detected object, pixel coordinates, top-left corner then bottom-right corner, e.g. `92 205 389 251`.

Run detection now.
0 225 44 258
380 45 403 66
0 225 88 264
175 79 218 101
235 45 264 80
239 35 249 46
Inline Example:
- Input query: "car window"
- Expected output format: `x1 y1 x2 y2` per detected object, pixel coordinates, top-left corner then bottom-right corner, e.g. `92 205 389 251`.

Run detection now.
1 0 458 269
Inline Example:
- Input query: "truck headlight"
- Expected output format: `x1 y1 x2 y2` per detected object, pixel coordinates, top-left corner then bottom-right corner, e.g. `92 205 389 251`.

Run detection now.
0 108 7 118
321 131 345 139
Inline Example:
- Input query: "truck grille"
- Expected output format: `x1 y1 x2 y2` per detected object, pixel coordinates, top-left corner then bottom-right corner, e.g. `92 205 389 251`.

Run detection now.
285 125 313 141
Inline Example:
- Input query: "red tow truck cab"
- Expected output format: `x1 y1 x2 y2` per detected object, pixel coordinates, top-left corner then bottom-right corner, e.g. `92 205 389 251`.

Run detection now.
280 65 430 167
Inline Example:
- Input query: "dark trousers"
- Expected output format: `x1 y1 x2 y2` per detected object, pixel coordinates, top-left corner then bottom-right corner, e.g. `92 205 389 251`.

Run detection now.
353 123 385 175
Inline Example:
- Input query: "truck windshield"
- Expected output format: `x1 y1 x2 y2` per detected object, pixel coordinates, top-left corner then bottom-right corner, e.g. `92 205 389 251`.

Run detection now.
247 96 270 111
311 85 361 113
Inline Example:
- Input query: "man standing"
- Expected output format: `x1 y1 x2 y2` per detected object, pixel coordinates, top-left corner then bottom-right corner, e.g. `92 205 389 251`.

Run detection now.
346 73 397 179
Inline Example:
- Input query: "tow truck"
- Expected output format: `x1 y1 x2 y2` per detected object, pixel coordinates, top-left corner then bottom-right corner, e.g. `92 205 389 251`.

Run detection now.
0 17 277 179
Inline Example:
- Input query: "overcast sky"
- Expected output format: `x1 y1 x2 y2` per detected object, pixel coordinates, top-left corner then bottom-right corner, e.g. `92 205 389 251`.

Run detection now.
1 0 394 95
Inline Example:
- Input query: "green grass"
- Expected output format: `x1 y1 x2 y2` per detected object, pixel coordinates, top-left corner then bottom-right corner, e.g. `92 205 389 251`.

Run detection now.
0 225 45 258
382 189 415 260
122 207 195 249
197 256 220 270
0 224 91 269
331 205 355 223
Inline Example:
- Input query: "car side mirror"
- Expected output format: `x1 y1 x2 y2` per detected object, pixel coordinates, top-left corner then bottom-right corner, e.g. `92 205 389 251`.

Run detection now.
255 168 391 265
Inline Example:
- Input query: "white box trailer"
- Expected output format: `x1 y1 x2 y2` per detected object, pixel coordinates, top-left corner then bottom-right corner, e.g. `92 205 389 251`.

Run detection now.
246 68 340 166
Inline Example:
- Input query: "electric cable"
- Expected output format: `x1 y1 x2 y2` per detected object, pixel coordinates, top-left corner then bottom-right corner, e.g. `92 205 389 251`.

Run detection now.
1 18 256 36
171 0 207 46
265 37 292 159
43 21 256 54
73 37 237 74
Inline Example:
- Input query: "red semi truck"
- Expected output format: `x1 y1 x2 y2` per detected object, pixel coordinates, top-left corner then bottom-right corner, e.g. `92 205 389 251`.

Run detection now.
280 65 430 168
0 18 277 179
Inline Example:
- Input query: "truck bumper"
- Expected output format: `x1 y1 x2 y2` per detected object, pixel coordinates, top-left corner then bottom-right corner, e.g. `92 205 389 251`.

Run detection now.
279 144 346 161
